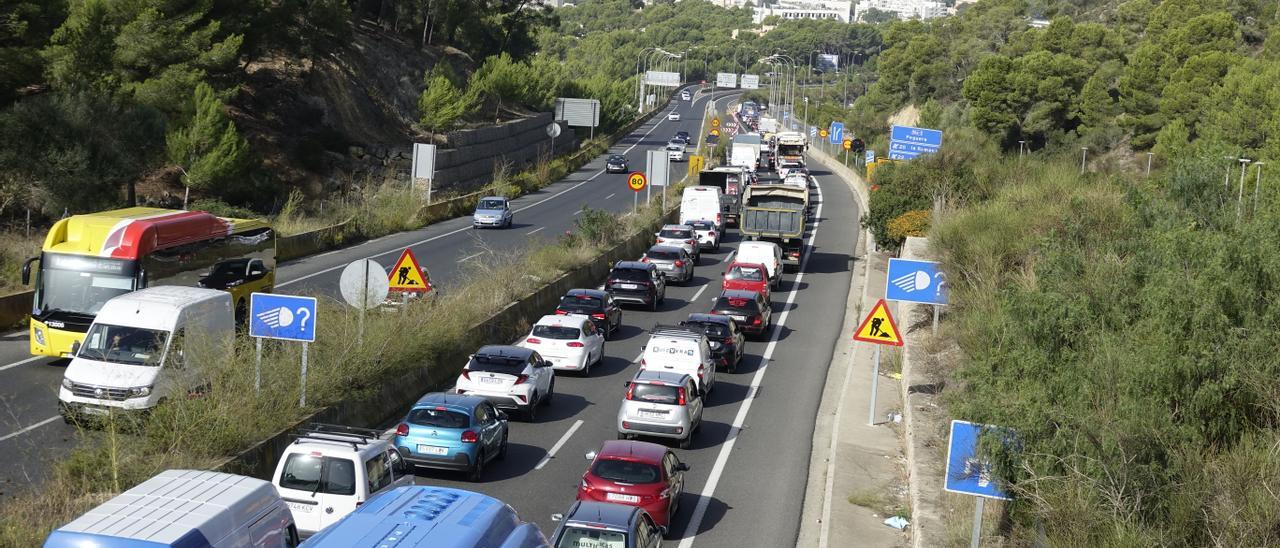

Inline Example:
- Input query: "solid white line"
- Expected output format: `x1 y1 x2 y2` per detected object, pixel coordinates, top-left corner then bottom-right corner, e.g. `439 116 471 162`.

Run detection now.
535 419 584 470
606 193 616 200
690 284 708 303
677 181 825 547
459 252 484 262
526 227 546 236
0 415 59 442
0 356 43 373
277 105 672 289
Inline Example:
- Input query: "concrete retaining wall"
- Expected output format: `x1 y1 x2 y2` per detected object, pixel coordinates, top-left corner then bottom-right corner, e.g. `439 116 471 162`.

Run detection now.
429 113 576 191
220 208 676 481
277 220 357 262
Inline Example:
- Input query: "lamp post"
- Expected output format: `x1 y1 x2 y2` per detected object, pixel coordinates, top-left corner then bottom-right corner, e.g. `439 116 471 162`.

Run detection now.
1080 147 1088 174
1237 157 1251 219
635 47 657 113
1253 162 1265 213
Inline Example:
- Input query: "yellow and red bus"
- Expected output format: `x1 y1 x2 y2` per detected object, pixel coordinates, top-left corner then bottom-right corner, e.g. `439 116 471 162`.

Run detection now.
22 207 275 358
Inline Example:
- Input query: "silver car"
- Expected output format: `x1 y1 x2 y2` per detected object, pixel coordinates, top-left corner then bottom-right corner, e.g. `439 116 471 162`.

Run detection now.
654 224 700 262
642 245 694 284
617 370 704 449
472 196 513 228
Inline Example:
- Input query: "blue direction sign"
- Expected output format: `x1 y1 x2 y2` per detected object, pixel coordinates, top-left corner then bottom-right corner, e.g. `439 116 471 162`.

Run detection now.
250 293 317 342
886 258 947 305
828 122 844 144
944 420 1014 500
865 150 875 164
809 126 818 138
889 125 943 160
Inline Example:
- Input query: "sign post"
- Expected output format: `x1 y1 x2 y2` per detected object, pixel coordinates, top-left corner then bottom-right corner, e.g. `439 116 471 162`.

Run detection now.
885 258 948 334
889 125 944 161
646 149 669 211
945 420 1015 547
339 259 389 349
249 293 318 407
411 143 437 204
852 299 903 425
628 171 647 212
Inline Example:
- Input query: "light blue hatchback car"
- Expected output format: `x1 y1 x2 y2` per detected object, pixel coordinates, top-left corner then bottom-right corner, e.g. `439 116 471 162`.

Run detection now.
393 392 509 482
473 196 513 228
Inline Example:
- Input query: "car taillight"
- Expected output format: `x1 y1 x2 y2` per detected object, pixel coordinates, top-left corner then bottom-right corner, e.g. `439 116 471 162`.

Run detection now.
722 337 734 345
514 374 529 385
580 478 593 492
641 257 649 262
526 337 542 344
686 239 695 245
461 430 478 443
715 213 721 223
677 387 686 406
753 316 762 325
461 369 472 380
625 383 635 400
567 342 585 348
395 423 408 437
555 309 568 315
709 231 716 237
675 260 685 267
591 313 606 320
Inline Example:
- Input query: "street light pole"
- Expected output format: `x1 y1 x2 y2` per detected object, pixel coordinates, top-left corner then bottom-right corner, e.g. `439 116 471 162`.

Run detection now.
1237 158 1251 219
1253 162 1265 213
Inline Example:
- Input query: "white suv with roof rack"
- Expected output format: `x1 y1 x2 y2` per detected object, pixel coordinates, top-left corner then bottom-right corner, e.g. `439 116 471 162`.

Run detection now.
271 423 412 537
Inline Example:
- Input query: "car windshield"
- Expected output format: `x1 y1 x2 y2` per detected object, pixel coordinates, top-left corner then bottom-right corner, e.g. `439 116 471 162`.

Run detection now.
633 383 681 404
592 458 661 484
646 249 680 261
688 221 713 231
659 229 691 239
688 322 729 338
609 156 626 162
407 407 471 428
76 324 169 366
714 296 760 314
36 254 137 316
478 199 505 210
277 454 357 496
726 266 765 281
556 528 627 548
667 145 682 151
468 355 529 373
533 325 582 340
611 268 650 282
559 295 603 313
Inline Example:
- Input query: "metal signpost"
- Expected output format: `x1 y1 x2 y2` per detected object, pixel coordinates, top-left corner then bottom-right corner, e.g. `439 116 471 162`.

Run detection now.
809 126 817 139
628 171 647 212
338 259 388 349
715 72 737 88
851 299 903 426
885 258 948 334
828 122 844 145
411 143 437 204
554 98 601 140
740 74 760 89
945 420 1015 548
866 150 875 165
646 149 670 211
889 125 943 161
249 293 318 407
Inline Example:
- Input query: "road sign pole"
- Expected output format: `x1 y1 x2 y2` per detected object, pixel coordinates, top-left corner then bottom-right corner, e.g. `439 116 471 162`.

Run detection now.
359 265 367 346
255 338 263 394
868 345 881 426
634 191 638 213
647 181 651 206
971 497 985 548
933 305 940 335
299 343 309 408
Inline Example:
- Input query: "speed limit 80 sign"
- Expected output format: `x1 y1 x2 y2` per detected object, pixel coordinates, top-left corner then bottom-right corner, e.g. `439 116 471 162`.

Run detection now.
627 172 647 192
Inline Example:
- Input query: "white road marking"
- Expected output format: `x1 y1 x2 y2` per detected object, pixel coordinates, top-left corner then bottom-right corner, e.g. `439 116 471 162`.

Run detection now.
690 284 708 303
459 252 484 262
535 419 584 470
0 356 43 372
0 416 59 442
526 227 546 236
677 181 825 547
606 193 616 200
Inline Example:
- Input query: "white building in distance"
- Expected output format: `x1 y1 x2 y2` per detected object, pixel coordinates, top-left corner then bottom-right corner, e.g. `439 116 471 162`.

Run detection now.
752 1 854 23
854 0 947 20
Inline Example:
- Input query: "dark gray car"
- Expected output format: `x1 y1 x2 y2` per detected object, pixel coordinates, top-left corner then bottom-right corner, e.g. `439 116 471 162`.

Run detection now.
643 245 694 284
551 501 666 546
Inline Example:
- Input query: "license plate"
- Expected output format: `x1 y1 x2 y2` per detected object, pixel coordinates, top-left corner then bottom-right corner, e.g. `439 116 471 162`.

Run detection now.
287 502 313 513
732 315 747 323
79 406 108 416
638 409 666 419
480 377 502 385
619 283 640 290
417 444 448 456
607 493 640 503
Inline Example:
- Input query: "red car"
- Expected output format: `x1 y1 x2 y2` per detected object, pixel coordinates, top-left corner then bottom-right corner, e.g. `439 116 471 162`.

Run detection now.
577 440 689 530
721 261 771 303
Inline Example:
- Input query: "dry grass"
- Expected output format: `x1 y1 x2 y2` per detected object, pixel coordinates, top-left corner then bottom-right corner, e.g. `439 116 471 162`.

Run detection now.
0 230 43 294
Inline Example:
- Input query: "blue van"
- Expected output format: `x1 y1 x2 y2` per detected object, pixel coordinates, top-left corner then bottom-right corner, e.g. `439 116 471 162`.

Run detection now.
44 469 297 547
301 486 548 548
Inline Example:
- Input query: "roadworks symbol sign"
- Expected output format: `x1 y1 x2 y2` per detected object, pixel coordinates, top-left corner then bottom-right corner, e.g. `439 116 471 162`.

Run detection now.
389 248 432 293
853 298 903 346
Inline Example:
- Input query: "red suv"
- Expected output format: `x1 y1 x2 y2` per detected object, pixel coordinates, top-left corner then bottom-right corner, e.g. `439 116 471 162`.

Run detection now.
577 440 689 531
721 261 771 303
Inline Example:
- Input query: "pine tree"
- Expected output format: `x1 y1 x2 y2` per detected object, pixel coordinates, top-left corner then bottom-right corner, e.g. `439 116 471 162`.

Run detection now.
166 82 254 204
418 64 467 132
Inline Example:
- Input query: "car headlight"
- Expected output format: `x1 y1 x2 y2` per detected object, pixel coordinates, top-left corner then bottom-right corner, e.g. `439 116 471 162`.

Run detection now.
709 341 722 350
61 377 73 390
129 386 151 397
34 327 45 346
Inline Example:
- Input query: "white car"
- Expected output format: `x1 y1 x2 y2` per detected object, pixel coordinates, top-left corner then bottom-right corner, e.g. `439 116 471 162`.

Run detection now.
666 143 686 162
777 161 803 179
783 173 809 188
686 219 720 252
681 91 691 101
654 224 700 262
735 241 784 288
519 314 605 375
640 325 716 395
454 345 555 421
668 111 681 121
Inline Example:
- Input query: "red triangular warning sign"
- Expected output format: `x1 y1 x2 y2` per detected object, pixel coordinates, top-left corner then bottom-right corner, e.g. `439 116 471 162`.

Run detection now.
852 299 903 346
388 248 432 293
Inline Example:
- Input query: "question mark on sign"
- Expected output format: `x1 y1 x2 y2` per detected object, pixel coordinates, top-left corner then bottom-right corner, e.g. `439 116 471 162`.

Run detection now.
933 272 947 299
295 307 311 331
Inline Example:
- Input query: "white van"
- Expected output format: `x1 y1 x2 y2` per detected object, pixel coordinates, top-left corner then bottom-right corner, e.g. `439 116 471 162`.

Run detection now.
58 286 234 422
640 325 715 395
736 241 784 288
680 186 724 229
44 469 297 547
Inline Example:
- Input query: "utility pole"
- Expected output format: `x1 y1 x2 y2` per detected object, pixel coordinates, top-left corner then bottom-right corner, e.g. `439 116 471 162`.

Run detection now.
1237 158 1251 219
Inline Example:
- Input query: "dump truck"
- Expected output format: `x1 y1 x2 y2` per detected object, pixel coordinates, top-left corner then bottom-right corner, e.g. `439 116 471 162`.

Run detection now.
698 166 751 226
739 184 809 267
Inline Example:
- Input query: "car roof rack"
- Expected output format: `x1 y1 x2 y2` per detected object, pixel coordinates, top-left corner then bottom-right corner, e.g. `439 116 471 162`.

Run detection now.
650 324 703 340
293 423 383 451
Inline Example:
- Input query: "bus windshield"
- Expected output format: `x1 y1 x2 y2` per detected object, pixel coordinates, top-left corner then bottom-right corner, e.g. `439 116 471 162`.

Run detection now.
36 254 137 316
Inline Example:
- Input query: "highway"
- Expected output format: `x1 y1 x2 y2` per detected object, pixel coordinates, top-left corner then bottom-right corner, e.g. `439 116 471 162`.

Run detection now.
0 88 866 548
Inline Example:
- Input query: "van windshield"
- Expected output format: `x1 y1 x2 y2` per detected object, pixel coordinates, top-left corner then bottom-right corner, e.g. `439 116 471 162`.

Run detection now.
278 454 357 496
76 324 169 366
556 528 627 548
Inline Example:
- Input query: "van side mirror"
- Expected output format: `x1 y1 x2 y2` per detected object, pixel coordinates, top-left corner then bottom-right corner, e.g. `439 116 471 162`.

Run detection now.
551 513 564 522
21 257 38 285
71 340 81 355
675 462 690 472
585 450 597 461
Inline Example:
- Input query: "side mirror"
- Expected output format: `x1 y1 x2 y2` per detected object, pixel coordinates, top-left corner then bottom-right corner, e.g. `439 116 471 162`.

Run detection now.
585 450 597 461
496 410 509 421
21 257 38 286
71 340 81 355
551 513 564 523
676 462 690 472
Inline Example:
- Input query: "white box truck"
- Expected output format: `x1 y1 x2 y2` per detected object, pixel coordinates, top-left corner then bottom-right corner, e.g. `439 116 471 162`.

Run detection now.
58 286 234 422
